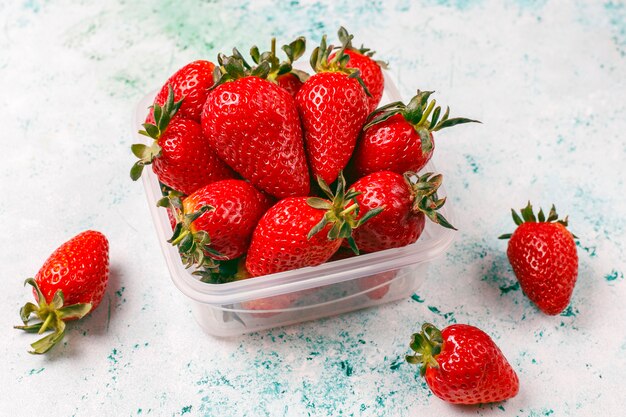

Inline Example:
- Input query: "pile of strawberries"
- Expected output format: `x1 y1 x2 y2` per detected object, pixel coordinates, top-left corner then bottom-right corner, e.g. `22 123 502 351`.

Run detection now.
130 27 477 284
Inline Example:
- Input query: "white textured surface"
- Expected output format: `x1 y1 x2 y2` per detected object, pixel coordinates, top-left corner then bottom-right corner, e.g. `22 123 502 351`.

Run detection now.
1 1 625 416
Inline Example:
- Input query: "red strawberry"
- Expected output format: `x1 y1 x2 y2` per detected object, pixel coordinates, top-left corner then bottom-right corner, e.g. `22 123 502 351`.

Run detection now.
248 37 309 97
15 231 109 354
499 202 578 315
202 55 310 199
332 26 386 113
160 179 272 267
246 174 381 277
296 35 370 185
131 87 236 195
349 90 479 179
348 171 455 253
147 60 215 124
277 72 304 97
407 323 519 404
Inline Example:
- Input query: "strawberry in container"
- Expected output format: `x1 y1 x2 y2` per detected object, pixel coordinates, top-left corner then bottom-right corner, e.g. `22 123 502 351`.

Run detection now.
349 90 479 180
246 173 381 277
145 60 217 124
332 26 387 113
202 53 310 199
296 35 371 186
158 180 273 268
242 174 382 315
348 171 455 253
130 86 236 195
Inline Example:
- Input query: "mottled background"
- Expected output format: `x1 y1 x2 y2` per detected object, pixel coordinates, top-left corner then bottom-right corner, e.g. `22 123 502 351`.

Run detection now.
1 0 625 416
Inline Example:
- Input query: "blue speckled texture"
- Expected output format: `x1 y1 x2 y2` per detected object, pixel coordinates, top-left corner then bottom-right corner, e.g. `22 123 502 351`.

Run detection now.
2 0 625 415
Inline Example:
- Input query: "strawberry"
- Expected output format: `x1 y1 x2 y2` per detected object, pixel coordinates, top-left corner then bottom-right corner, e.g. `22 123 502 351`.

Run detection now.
348 171 455 253
296 35 371 185
130 86 236 195
499 202 578 315
349 90 479 179
15 231 109 354
247 37 310 97
246 174 381 277
146 60 216 124
202 55 310 199
159 179 272 267
406 323 519 404
333 26 386 113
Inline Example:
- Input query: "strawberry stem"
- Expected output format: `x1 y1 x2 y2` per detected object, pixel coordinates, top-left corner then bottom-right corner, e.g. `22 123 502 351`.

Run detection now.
499 201 577 240
306 172 382 253
406 323 444 376
404 172 456 230
15 279 92 354
364 90 480 154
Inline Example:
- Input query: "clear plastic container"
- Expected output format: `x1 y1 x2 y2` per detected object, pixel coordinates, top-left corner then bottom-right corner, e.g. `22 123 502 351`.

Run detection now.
134 70 456 337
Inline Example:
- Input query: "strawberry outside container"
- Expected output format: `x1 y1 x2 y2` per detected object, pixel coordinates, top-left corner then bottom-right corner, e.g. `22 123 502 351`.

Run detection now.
134 68 456 337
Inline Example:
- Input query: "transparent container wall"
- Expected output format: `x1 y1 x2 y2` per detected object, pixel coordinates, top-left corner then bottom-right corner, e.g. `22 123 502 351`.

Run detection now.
190 263 427 337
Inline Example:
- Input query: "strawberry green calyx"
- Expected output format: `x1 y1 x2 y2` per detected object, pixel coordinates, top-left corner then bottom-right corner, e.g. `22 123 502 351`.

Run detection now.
309 35 372 97
337 26 388 69
404 171 456 230
193 258 247 284
307 172 383 254
406 323 444 376
14 279 92 354
130 85 182 181
364 90 481 153
250 37 310 83
499 202 576 240
212 51 271 87
157 192 221 268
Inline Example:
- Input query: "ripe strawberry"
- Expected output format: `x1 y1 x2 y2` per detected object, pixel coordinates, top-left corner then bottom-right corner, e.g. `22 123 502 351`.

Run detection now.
296 35 371 185
348 171 455 253
131 86 236 195
499 202 578 315
15 231 110 354
406 323 519 404
246 174 381 277
349 90 479 179
146 60 216 124
248 37 310 97
159 179 272 267
333 26 386 113
202 55 310 199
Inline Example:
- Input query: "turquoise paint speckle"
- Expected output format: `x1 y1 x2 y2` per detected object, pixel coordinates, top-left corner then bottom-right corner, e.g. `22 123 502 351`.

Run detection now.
28 368 44 375
499 281 520 295
605 269 623 282
180 405 192 415
560 306 578 317
576 241 597 257
464 154 480 173
411 293 424 302
428 305 456 323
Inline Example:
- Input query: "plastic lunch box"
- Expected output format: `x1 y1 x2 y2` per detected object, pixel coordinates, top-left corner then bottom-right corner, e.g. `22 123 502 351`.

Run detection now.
135 68 456 337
